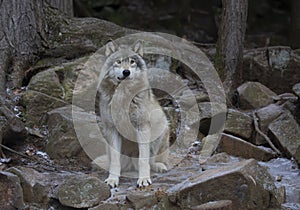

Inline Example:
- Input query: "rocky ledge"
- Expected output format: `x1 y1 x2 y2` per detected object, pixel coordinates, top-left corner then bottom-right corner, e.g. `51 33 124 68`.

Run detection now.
0 14 299 210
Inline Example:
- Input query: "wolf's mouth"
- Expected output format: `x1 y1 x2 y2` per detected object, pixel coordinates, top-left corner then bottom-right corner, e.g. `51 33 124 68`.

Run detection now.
117 76 132 81
117 76 126 81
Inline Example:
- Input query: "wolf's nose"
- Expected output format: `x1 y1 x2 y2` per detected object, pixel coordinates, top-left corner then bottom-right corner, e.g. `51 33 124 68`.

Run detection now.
123 69 130 77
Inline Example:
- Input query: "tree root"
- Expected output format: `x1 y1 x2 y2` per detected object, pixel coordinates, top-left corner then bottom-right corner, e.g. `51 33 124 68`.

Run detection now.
0 143 62 172
0 143 28 158
252 112 281 155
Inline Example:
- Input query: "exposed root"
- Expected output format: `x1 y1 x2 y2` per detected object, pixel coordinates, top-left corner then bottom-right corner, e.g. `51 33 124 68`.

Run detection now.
0 143 28 158
252 112 281 155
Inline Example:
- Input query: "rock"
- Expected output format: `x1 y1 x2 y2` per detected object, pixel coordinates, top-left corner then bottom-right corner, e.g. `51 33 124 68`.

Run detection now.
7 167 49 204
46 105 88 162
23 89 68 127
254 104 285 145
89 203 127 210
198 102 227 135
190 200 233 210
0 171 24 210
167 159 283 209
7 166 84 206
237 82 277 109
46 105 106 164
199 134 222 164
217 133 276 161
171 101 204 153
24 58 82 126
58 175 110 208
126 188 171 210
7 166 109 209
293 83 300 98
224 109 253 140
205 152 232 164
127 190 157 209
148 68 222 151
49 17 135 52
242 47 300 94
268 111 300 164
258 158 299 208
177 91 208 109
272 93 298 105
24 14 136 127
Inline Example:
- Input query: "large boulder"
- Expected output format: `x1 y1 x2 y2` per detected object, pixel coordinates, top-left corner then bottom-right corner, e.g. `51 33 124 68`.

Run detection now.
242 47 300 94
7 166 110 209
24 14 137 128
23 56 96 127
7 167 50 204
217 133 276 161
268 111 300 165
190 200 233 210
167 159 283 209
46 105 106 164
237 82 277 109
0 171 24 209
224 109 253 140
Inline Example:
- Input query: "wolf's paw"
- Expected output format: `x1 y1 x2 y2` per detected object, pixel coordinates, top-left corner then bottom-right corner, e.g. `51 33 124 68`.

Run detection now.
105 175 119 188
137 177 152 187
151 162 168 173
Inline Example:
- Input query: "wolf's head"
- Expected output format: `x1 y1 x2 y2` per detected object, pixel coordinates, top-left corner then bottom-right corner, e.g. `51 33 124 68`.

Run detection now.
104 41 147 83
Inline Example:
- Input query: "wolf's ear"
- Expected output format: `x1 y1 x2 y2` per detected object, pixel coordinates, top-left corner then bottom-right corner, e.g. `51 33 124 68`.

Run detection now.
105 41 117 56
132 40 144 56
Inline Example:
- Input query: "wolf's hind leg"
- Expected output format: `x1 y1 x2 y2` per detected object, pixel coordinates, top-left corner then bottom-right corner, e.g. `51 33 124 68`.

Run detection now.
150 161 168 173
150 130 169 173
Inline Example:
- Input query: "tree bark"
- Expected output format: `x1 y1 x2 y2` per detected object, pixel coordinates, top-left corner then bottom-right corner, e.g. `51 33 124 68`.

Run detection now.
290 0 300 49
0 0 73 146
0 0 45 91
0 0 74 93
215 0 248 99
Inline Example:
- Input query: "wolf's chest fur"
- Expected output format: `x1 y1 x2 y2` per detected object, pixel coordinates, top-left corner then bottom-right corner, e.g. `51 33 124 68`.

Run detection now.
100 73 153 127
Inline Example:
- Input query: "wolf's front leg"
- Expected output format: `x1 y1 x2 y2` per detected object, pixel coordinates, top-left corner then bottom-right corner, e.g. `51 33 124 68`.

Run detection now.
137 130 152 187
105 132 121 188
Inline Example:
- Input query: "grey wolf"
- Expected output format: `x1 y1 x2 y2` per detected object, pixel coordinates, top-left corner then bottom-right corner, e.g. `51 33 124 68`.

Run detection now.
98 40 169 187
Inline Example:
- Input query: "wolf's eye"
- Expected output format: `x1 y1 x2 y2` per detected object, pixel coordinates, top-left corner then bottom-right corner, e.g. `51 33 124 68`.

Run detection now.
116 60 121 65
130 59 136 65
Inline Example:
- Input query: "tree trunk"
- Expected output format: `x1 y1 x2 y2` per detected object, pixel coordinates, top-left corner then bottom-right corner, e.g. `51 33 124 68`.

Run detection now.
215 0 248 100
0 0 73 93
290 0 300 49
0 0 73 148
46 0 73 16
0 0 45 91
